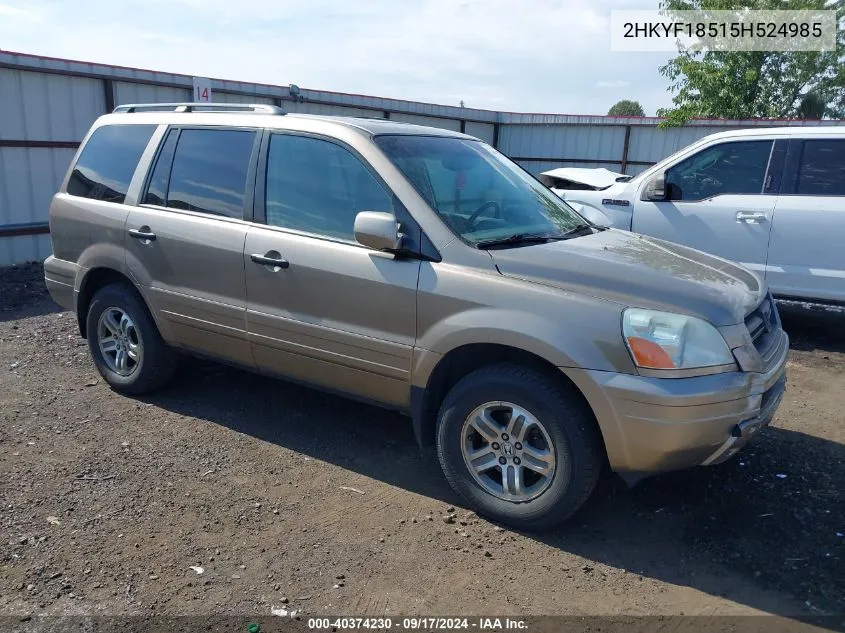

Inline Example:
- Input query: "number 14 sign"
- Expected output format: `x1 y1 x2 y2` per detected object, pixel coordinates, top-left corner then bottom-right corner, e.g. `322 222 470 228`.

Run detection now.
192 77 212 102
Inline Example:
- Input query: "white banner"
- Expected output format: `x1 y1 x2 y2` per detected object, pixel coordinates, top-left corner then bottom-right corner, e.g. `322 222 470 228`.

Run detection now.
192 77 213 102
610 10 837 52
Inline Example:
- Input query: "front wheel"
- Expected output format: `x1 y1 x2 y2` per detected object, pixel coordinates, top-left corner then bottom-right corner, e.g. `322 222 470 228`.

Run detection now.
436 363 602 531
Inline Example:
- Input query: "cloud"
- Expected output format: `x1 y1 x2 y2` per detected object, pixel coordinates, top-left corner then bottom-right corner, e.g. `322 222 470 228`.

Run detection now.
0 0 674 115
0 2 43 21
595 80 632 88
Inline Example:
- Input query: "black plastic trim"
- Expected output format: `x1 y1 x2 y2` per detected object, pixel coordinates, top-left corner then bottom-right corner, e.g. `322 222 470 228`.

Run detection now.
0 223 50 237
764 139 788 194
410 385 432 447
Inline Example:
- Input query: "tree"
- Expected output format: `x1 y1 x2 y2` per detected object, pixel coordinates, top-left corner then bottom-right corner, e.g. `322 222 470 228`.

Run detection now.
608 100 646 116
798 91 826 118
657 0 845 125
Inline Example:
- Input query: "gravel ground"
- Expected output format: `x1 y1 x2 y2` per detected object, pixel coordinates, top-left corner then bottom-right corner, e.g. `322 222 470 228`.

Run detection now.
0 262 843 621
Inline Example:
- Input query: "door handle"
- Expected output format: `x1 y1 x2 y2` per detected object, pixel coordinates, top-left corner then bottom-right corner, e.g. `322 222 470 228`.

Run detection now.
250 252 290 269
736 211 768 224
128 228 157 241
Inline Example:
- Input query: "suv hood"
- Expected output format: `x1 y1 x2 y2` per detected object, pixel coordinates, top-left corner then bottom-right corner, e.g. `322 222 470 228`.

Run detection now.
541 173 639 229
490 229 763 326
539 167 627 190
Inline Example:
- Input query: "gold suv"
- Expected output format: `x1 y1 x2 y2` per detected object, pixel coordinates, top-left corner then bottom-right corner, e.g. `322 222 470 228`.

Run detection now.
44 103 788 529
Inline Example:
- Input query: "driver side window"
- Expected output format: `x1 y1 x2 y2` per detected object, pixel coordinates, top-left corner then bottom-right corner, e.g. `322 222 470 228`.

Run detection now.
265 134 394 241
664 140 773 201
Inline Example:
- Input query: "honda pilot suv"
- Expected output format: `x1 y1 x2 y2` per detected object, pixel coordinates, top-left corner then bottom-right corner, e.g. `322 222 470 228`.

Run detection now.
44 103 789 529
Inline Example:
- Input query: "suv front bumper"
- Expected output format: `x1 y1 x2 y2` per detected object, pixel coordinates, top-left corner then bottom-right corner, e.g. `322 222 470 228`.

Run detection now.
563 328 789 475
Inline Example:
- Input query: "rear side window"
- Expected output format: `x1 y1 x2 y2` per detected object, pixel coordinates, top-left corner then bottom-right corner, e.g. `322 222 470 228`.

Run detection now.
67 124 155 204
165 129 257 219
795 140 845 196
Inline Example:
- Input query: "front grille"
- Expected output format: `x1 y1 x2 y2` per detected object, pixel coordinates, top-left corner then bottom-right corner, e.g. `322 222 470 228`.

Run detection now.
745 294 779 357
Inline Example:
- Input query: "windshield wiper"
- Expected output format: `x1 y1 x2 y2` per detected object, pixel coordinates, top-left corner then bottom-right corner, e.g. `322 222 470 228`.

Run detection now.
560 223 595 237
475 234 559 249
475 225 600 249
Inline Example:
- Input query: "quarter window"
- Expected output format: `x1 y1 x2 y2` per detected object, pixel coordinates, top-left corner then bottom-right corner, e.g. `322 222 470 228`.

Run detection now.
795 140 845 196
664 141 773 201
165 129 257 219
264 134 393 240
67 124 155 204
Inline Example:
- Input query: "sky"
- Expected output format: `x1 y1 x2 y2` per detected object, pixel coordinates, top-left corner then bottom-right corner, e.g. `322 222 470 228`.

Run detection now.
0 0 675 116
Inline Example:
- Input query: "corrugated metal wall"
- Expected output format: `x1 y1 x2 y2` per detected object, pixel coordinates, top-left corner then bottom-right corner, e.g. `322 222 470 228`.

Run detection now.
0 234 52 266
0 68 104 140
213 92 275 105
113 81 190 106
391 113 462 131
0 146 77 222
284 101 386 118
627 125 742 165
464 121 495 145
515 159 627 174
0 50 839 265
498 124 628 175
0 66 102 265
498 124 626 160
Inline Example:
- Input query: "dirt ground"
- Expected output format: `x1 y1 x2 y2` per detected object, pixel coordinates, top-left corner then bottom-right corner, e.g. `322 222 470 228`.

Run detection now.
1 262 843 621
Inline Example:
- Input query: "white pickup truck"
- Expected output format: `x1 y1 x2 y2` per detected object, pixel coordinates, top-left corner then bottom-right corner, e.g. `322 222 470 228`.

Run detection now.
541 126 845 306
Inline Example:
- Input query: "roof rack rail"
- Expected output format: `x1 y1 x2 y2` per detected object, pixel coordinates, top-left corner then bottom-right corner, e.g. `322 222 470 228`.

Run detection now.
112 102 285 114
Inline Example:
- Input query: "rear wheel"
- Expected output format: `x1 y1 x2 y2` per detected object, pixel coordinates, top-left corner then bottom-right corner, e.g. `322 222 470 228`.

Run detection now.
436 363 602 530
86 284 177 395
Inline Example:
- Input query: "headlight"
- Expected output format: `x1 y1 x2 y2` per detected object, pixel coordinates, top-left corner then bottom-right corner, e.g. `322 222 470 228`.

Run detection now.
622 308 734 370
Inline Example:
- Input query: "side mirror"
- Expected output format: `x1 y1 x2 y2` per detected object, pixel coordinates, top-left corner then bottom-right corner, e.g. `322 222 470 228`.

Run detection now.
354 211 402 252
643 173 667 201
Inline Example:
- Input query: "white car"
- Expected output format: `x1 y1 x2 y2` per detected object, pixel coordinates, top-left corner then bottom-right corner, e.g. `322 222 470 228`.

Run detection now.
541 126 845 306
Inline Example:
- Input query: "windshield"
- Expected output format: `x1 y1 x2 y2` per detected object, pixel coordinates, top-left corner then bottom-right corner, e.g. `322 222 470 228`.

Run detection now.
374 135 587 246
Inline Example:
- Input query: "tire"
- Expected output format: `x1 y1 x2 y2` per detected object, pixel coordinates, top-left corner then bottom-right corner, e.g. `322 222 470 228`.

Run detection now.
85 283 177 395
436 363 602 531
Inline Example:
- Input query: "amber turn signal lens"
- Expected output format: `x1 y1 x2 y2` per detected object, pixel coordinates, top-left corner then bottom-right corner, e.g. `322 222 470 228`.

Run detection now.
626 336 676 369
